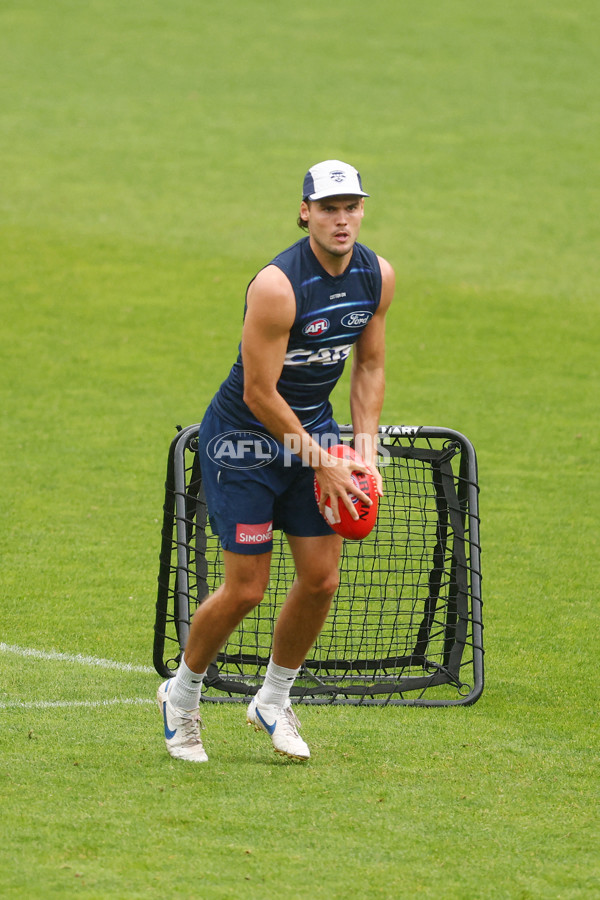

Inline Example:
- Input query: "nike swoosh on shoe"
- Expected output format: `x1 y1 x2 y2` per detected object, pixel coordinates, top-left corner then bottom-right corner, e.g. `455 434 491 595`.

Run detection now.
162 701 177 740
255 707 277 735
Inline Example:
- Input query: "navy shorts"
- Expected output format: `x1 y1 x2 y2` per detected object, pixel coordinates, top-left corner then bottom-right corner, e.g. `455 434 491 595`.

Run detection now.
198 405 339 555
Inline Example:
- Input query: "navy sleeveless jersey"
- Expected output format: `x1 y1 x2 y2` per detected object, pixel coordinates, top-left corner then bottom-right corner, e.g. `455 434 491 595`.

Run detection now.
211 237 382 434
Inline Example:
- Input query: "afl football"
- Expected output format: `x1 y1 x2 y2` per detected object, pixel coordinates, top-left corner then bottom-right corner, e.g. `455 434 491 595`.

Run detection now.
314 444 378 540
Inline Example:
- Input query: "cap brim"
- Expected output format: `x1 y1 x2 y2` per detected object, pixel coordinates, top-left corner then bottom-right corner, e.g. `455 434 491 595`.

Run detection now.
305 189 369 201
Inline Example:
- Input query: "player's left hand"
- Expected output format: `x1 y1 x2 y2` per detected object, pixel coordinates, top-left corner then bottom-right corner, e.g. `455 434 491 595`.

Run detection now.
366 463 384 497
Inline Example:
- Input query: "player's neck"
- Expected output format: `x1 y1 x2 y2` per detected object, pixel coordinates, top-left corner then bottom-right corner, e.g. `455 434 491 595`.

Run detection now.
308 236 354 278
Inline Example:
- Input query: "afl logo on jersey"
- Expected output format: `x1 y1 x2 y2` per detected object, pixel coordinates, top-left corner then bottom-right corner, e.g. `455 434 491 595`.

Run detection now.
303 317 330 337
207 431 279 469
341 311 373 328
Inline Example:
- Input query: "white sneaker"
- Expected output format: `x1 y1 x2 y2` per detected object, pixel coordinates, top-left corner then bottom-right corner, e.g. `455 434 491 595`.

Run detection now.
157 680 208 762
247 694 310 760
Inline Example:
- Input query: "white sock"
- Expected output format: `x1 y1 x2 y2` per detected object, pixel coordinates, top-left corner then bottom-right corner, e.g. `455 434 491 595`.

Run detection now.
258 658 300 707
169 657 206 710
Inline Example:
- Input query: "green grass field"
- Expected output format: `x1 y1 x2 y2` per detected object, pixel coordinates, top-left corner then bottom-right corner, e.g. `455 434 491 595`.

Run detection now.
1 1 599 897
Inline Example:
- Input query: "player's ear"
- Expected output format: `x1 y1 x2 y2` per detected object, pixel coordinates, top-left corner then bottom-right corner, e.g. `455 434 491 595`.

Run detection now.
299 200 310 225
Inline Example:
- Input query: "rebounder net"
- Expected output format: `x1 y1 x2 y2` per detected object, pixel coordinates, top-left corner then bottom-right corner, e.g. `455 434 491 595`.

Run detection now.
153 424 483 706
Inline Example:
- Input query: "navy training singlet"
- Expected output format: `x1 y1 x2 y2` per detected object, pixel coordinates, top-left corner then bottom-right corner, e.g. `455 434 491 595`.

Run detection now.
211 236 382 434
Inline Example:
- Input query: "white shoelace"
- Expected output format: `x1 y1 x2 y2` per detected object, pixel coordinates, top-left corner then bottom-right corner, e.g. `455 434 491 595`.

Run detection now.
178 710 204 745
280 705 302 737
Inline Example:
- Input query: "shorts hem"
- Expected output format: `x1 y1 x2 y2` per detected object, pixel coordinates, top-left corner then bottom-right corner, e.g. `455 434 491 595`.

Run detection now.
218 538 274 556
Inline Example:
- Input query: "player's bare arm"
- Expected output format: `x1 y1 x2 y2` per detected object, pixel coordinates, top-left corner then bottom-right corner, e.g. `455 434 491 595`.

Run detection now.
242 266 371 521
241 265 297 433
350 255 395 495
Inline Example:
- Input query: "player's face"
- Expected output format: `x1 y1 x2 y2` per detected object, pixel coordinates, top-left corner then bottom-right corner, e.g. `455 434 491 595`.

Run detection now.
301 196 365 263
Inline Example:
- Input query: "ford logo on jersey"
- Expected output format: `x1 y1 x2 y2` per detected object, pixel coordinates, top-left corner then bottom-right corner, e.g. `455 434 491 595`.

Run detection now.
303 317 330 336
341 311 373 328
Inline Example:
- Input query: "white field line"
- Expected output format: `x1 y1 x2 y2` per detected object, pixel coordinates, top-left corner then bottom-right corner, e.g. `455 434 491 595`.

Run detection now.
0 642 157 710
1 697 155 709
0 642 155 674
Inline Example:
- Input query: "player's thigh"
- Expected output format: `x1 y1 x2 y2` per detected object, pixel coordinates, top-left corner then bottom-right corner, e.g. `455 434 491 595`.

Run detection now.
222 547 272 601
286 533 343 594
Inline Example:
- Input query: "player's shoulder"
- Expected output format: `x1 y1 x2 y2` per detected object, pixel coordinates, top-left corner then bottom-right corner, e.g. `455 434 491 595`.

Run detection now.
376 254 395 282
246 261 296 328
354 241 395 303
376 255 395 311
250 262 295 297
354 244 394 312
249 237 308 303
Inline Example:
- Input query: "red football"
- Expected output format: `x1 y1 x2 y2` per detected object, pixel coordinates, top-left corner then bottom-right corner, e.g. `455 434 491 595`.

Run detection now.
313 444 378 540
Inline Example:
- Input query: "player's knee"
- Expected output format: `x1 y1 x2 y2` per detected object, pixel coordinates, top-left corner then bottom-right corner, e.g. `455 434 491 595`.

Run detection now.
302 568 339 601
224 577 267 614
321 570 340 599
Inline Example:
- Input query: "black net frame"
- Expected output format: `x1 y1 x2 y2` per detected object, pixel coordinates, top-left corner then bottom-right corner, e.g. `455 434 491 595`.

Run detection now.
153 424 483 706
